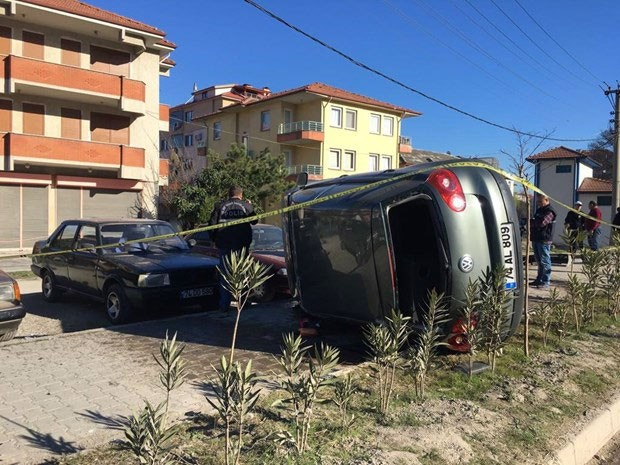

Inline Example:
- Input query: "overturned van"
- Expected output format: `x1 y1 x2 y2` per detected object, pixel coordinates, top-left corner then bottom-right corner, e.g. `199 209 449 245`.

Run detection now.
283 159 524 351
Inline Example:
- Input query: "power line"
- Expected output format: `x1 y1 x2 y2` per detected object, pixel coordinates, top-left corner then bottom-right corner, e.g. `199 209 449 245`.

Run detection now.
243 0 598 143
407 0 566 104
513 0 603 85
488 0 598 89
451 0 575 92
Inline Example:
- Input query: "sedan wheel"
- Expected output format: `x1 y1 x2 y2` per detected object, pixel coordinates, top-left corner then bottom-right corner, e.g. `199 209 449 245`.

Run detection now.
251 282 276 303
105 284 132 324
41 271 60 303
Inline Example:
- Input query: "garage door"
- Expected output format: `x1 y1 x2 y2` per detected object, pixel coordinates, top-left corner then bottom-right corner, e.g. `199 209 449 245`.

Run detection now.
0 185 19 248
57 187 81 224
83 189 139 219
23 186 48 244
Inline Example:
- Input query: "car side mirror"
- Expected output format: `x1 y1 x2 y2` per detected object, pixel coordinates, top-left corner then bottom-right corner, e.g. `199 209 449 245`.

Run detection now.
188 239 197 247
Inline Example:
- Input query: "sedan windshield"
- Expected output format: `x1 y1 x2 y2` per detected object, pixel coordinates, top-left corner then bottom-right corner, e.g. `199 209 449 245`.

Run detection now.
101 223 188 254
251 226 284 251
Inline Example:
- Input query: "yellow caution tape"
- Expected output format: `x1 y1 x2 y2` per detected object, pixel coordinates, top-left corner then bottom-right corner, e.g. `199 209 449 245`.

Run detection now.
1 160 616 262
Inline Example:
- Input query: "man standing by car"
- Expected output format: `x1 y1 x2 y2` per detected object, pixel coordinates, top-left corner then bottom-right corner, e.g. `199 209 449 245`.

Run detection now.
564 200 584 252
584 200 602 251
530 195 556 288
209 186 257 310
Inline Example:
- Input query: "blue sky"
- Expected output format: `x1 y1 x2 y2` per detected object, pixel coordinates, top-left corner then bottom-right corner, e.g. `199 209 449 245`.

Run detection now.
89 0 618 169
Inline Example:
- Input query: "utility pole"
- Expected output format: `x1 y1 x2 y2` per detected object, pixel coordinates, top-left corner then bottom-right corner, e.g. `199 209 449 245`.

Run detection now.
605 85 620 241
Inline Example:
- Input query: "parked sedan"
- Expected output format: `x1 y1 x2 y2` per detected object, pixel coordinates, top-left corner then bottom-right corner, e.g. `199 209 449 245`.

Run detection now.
284 160 524 351
186 224 290 302
0 269 25 342
31 219 220 324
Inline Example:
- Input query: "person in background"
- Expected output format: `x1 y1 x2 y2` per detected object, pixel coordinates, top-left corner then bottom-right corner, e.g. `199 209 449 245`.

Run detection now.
612 207 620 242
530 194 556 289
564 200 584 252
584 200 602 251
209 186 257 310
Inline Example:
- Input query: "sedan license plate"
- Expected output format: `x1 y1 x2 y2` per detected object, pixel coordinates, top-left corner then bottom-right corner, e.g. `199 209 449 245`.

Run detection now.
180 287 214 299
500 222 517 290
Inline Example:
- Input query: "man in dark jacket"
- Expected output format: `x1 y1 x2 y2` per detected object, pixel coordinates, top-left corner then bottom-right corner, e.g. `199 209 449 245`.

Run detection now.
564 200 584 252
530 194 556 288
209 186 257 310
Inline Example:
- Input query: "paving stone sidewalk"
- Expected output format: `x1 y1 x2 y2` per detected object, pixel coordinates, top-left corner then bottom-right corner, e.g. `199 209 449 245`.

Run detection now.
0 303 301 465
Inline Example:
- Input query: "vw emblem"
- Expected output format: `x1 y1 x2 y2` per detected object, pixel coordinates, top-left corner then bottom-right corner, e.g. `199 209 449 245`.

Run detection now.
459 255 474 273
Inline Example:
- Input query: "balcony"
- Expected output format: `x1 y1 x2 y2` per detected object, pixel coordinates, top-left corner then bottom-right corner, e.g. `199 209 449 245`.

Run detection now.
277 121 324 144
0 55 146 114
286 164 323 180
399 135 412 154
2 133 146 180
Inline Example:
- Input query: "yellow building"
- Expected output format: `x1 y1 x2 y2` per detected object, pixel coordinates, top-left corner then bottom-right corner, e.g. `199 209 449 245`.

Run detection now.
168 82 419 181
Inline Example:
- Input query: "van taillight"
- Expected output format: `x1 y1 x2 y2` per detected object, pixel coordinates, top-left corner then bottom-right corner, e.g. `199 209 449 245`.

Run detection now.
427 169 466 212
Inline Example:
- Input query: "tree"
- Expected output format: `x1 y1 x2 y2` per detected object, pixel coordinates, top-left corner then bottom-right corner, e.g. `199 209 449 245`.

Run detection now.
585 128 614 180
502 130 552 358
171 144 293 229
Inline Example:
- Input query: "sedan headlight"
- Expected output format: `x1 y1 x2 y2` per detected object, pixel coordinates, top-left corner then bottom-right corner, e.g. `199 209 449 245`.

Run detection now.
0 282 16 302
276 268 287 276
137 273 170 288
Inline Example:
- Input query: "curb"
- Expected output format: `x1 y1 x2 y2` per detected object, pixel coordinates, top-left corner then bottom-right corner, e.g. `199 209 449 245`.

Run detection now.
549 395 620 465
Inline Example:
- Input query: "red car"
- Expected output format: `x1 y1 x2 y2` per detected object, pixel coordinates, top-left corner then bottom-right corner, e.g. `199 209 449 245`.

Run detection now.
187 224 290 302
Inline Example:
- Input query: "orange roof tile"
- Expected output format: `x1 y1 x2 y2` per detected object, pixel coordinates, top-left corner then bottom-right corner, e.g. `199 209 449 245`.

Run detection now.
526 146 585 162
578 177 612 193
247 82 420 116
22 0 175 47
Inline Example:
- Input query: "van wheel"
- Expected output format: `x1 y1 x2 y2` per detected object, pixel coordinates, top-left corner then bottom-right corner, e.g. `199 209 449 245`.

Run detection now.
105 284 132 324
251 282 276 303
42 271 61 303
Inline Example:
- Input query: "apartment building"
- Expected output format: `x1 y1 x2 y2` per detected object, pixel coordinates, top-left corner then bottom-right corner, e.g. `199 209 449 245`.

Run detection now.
162 82 418 180
0 0 174 250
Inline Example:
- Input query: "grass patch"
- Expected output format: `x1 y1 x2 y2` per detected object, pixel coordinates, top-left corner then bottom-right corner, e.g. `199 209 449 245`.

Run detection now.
573 369 608 394
8 270 36 280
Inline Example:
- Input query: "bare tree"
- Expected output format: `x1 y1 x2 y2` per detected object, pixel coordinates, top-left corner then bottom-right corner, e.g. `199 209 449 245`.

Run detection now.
501 130 553 357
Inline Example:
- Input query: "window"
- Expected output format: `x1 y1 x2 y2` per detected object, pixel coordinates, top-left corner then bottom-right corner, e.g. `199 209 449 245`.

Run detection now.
345 109 357 130
51 224 78 250
60 38 80 67
213 121 221 140
283 150 292 167
184 134 193 146
370 114 380 134
160 139 168 151
22 31 44 60
90 45 129 77
556 165 571 173
382 116 394 136
343 150 355 171
283 109 293 125
61 108 81 139
369 154 379 171
90 112 129 145
184 111 193 122
380 155 392 170
170 134 183 148
0 99 12 132
0 26 11 55
329 149 341 169
598 196 612 206
22 103 44 135
76 225 97 249
260 110 271 131
170 111 183 130
331 106 342 127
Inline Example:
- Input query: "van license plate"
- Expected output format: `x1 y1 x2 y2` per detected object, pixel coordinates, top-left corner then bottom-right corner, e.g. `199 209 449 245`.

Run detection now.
500 223 517 290
181 287 214 299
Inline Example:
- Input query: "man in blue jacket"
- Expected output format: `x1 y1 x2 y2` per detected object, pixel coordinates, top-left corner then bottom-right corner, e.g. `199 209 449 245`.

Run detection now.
530 195 556 289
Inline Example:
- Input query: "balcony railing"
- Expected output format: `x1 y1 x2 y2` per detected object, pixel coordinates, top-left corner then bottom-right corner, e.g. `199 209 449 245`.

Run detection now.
399 135 412 145
287 164 323 176
278 121 323 135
